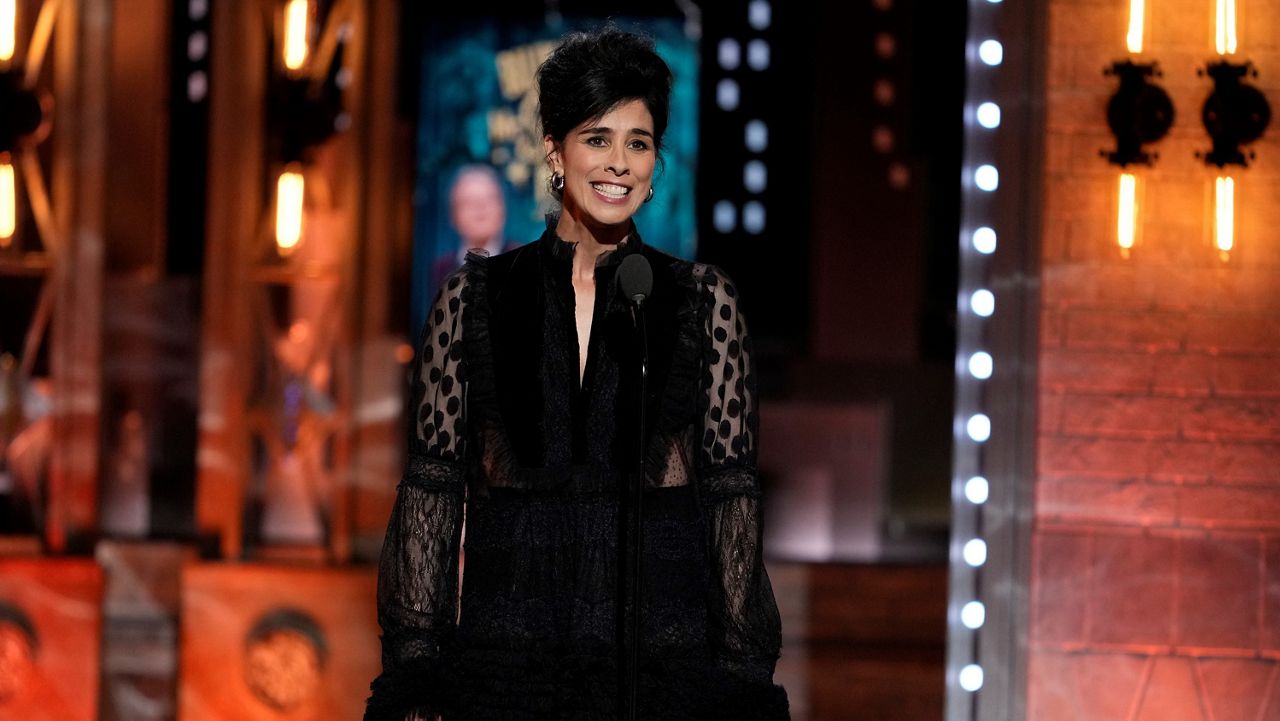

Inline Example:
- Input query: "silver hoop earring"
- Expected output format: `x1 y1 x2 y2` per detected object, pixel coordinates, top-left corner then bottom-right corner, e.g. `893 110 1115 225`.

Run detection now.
645 186 655 203
550 173 565 193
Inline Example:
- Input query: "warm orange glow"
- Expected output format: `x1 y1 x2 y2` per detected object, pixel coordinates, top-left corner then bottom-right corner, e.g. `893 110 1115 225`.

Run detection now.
0 0 16 64
1215 175 1234 261
1117 173 1137 258
283 0 310 72
1126 0 1145 54
275 169 305 253
1216 0 1238 55
0 159 15 246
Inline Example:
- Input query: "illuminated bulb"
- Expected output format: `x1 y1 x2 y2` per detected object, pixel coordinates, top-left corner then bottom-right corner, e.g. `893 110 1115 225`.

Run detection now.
961 601 986 629
963 538 988 567
968 351 993 380
966 414 991 443
959 664 984 692
713 200 736 233
1117 173 1137 258
1126 0 1145 54
283 0 310 72
718 38 741 70
964 476 990 504
745 120 768 152
974 165 999 191
978 40 1003 66
744 160 767 193
717 79 740 111
748 1 772 31
972 226 997 254
747 39 770 71
0 0 14 64
976 102 1001 129
0 159 14 245
1216 0 1238 55
275 169 305 252
970 289 995 317
1215 176 1234 261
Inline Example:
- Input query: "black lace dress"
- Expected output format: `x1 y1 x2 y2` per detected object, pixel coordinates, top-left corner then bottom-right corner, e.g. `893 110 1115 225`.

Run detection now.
365 221 789 721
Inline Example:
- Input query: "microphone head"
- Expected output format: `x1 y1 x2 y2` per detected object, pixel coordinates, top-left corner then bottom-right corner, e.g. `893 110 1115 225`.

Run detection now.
618 254 653 305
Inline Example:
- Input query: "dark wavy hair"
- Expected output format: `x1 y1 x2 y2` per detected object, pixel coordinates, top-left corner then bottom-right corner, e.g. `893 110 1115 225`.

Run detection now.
536 26 673 153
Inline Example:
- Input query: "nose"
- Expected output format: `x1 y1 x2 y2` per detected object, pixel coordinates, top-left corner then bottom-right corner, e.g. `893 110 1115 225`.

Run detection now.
605 145 630 176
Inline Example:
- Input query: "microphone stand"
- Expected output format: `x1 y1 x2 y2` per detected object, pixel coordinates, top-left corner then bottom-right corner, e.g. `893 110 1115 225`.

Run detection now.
624 299 648 721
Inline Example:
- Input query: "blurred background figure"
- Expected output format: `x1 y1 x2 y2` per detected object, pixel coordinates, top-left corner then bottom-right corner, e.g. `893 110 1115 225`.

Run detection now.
431 165 516 290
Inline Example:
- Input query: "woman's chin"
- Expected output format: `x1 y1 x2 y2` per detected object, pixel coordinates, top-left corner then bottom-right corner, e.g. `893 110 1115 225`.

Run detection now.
567 201 640 233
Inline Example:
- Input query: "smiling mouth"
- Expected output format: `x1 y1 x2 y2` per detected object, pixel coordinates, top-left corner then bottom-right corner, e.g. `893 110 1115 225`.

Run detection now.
591 182 631 199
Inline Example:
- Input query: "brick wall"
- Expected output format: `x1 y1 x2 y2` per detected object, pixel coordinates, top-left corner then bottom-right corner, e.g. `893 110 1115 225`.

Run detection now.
1030 1 1280 718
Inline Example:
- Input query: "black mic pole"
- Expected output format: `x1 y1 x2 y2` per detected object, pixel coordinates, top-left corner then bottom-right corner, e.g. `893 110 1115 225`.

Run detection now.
627 299 647 721
617 254 652 721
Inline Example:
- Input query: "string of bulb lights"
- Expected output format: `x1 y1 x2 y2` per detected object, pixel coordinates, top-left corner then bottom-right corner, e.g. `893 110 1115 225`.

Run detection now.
947 0 1007 717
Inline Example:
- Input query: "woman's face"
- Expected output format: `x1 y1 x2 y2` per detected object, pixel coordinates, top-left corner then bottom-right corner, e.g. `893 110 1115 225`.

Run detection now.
545 99 656 233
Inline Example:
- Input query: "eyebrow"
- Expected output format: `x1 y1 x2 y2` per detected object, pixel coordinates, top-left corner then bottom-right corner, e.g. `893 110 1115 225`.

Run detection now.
578 126 654 138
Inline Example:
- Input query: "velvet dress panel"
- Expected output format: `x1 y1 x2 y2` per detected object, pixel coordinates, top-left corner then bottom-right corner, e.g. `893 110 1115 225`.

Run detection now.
365 220 789 721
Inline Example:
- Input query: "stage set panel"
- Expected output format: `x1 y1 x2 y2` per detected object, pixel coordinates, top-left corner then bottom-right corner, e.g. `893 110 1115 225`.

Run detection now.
0 558 103 721
178 564 379 721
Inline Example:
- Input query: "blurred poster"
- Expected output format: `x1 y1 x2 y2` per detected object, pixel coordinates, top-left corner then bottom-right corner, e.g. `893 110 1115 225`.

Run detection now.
411 17 700 335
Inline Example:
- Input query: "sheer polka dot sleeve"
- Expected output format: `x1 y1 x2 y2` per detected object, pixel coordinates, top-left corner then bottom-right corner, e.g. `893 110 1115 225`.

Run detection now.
408 272 468 464
367 271 468 721
695 266 783 685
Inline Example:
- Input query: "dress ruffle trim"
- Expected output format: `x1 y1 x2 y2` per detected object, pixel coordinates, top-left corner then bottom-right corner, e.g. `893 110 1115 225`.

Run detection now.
459 251 499 429
653 258 705 440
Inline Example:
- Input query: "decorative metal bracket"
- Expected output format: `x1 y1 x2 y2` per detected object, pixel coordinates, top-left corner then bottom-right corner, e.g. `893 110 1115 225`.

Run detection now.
0 67 52 154
1103 60 1175 166
1199 60 1271 167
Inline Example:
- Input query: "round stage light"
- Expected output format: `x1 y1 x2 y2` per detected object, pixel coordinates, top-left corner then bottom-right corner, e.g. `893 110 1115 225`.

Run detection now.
970 289 994 317
976 101 1001 129
978 40 1003 66
974 164 999 191
964 476 990 504
966 414 991 443
968 351 993 379
963 539 987 567
713 201 736 233
743 201 766 234
744 161 767 193
961 601 986 629
745 120 768 152
972 226 997 254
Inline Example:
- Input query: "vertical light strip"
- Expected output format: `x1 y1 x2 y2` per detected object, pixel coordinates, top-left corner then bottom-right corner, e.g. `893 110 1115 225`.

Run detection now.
0 0 15 65
951 0 1042 718
275 169 305 253
1214 175 1234 260
0 158 15 246
1117 173 1137 257
1126 0 1145 54
283 0 310 72
1215 0 1238 55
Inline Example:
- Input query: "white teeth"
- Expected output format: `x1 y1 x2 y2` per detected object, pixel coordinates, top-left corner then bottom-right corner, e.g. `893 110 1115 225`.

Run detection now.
592 183 630 198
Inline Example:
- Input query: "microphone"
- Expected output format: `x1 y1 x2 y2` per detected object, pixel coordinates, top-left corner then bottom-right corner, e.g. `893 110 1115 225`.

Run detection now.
618 254 653 306
616 251 652 721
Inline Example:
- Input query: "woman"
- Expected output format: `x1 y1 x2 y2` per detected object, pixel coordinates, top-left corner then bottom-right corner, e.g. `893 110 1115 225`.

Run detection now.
366 26 789 721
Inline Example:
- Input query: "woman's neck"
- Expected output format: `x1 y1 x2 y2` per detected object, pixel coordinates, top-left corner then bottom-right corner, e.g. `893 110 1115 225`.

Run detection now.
555 207 631 282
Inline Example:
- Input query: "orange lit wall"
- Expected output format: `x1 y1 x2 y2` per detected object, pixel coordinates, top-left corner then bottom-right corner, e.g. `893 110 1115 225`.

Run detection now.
1030 0 1280 718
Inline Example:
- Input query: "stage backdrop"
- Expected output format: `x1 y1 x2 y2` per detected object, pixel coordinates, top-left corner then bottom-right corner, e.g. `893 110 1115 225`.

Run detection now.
410 17 700 336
